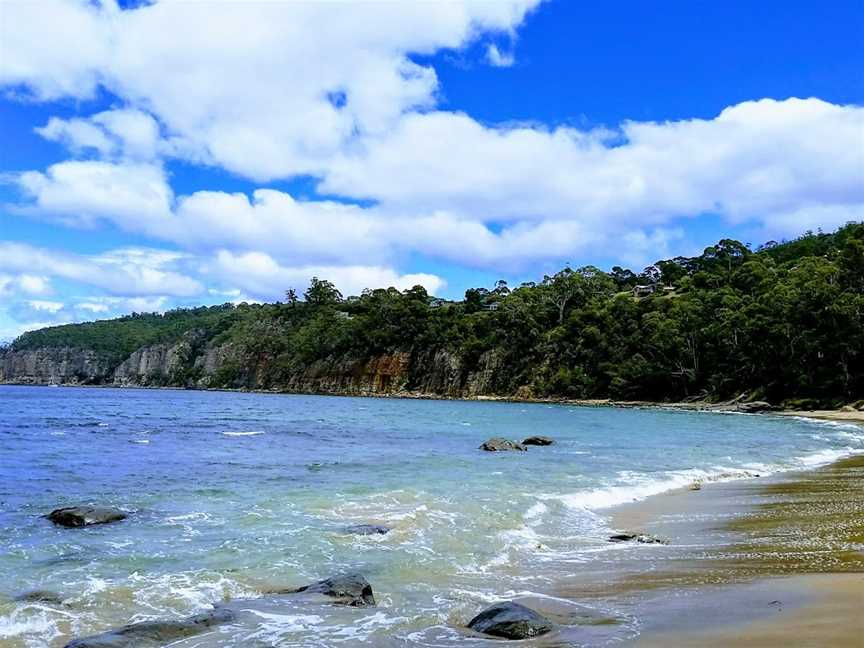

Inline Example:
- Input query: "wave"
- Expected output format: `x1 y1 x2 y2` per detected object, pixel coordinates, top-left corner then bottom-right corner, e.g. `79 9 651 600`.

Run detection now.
221 430 265 437
549 446 863 512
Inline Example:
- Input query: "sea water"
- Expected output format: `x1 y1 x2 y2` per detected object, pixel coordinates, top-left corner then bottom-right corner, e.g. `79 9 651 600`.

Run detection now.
1 385 862 647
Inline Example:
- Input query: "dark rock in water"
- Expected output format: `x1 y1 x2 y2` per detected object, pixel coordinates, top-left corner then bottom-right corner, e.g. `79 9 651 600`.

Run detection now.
468 601 555 639
14 590 64 604
522 435 554 446
737 401 773 413
343 524 391 536
608 532 669 545
47 506 126 528
479 438 527 452
63 608 234 647
291 572 376 607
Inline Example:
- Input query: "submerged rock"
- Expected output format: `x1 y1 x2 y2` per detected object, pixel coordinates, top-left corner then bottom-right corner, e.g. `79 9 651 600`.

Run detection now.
47 506 126 528
342 524 391 536
14 590 64 604
64 608 234 647
608 532 669 545
290 572 376 607
479 438 527 452
468 601 555 639
522 435 554 446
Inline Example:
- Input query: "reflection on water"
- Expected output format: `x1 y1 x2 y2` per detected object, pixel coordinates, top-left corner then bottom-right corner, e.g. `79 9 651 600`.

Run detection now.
1 386 862 646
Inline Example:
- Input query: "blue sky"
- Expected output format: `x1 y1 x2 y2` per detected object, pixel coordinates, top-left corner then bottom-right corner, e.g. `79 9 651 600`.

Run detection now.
1 0 863 340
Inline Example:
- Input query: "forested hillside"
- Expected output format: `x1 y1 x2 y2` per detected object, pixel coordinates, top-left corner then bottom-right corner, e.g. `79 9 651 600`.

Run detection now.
4 223 863 407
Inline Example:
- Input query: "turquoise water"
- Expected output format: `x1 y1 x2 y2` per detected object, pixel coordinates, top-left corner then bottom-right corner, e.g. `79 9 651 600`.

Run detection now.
1 385 862 646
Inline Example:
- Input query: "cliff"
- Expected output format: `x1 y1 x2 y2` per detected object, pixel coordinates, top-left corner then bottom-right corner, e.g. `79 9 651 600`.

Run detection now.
0 347 113 385
0 342 514 398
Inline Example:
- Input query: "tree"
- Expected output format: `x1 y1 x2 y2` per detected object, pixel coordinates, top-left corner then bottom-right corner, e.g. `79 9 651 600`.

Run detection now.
304 277 342 306
542 268 583 325
285 288 299 307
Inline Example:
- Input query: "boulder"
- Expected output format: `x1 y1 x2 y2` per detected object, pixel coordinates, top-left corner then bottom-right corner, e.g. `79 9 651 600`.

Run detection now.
467 601 555 639
342 524 391 536
522 435 554 446
688 482 702 491
608 532 669 545
737 401 773 413
64 608 234 648
47 506 126 528
290 573 376 607
479 438 526 452
14 590 64 604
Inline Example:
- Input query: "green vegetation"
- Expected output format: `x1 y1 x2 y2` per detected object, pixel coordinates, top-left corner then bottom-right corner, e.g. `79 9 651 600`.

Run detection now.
6 224 863 407
10 305 239 365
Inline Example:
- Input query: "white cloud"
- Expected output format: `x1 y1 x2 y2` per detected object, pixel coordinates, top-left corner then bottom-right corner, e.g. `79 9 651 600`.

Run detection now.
2 0 541 180
17 160 172 228
76 301 110 314
0 243 202 297
486 44 515 67
36 109 162 160
203 250 445 300
14 98 864 273
26 300 64 313
0 273 52 297
323 99 864 233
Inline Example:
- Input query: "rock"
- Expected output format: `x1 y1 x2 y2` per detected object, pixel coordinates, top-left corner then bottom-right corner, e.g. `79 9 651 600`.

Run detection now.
47 507 126 528
608 532 669 545
841 405 856 412
688 482 702 491
467 601 555 639
14 590 64 604
64 608 234 648
291 573 376 607
342 524 390 536
522 435 554 446
479 438 527 452
737 401 773 413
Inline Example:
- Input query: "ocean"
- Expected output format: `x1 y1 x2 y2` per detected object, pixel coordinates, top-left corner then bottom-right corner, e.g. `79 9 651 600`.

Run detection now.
1 385 862 647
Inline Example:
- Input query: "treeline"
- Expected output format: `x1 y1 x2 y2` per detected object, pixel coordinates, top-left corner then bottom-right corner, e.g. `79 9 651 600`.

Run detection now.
9 223 864 407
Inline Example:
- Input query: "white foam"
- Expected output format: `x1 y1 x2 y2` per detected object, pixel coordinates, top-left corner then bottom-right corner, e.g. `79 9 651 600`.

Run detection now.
221 430 264 436
550 466 764 511
0 607 65 643
795 447 856 467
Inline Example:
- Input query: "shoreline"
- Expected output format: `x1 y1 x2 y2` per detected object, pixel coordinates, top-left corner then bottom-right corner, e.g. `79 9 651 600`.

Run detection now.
3 381 862 426
594 452 864 645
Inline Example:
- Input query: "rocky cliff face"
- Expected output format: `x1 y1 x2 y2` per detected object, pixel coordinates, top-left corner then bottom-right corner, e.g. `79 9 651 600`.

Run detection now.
1 342 516 398
0 348 113 385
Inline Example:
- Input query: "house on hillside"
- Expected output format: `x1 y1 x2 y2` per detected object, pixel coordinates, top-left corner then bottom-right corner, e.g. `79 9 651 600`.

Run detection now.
632 284 656 297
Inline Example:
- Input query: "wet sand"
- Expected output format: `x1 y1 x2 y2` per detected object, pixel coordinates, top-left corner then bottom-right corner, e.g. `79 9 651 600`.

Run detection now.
637 572 864 647
598 453 864 645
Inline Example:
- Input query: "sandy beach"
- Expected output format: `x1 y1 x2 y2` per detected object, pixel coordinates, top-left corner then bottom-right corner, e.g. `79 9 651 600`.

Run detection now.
605 449 864 646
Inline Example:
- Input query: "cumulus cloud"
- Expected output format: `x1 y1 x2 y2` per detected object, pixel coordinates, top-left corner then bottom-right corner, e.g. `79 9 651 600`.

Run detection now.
0 243 202 297
37 109 162 160
2 0 541 180
202 250 445 300
15 98 864 272
323 99 864 232
16 160 173 228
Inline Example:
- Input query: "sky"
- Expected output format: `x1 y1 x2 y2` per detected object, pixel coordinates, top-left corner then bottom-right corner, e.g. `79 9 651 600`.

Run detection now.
0 0 863 341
